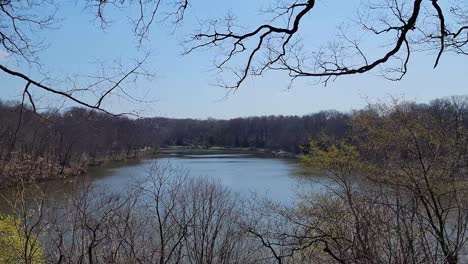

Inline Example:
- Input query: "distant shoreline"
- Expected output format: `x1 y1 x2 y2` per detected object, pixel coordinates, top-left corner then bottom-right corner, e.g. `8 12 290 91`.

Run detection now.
158 145 299 158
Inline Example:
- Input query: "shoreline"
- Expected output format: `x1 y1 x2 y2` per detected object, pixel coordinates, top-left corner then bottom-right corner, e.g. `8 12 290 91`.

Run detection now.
0 146 299 189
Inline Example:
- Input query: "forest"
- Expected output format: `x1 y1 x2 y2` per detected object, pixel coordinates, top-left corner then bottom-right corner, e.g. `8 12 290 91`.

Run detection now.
0 95 466 263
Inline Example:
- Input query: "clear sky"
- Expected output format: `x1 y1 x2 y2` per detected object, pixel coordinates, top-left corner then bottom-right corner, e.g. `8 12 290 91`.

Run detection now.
1 0 467 119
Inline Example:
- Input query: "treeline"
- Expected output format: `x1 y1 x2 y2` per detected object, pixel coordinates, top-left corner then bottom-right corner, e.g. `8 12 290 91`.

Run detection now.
0 104 159 186
1 96 467 186
154 111 350 153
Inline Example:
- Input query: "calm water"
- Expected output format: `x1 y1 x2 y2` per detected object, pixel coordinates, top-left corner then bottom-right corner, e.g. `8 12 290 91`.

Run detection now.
0 151 321 211
89 152 315 203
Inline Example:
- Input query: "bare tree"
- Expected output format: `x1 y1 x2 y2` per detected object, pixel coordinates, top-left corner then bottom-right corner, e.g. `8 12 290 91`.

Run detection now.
184 0 468 89
0 0 158 116
0 161 260 263
3 0 467 110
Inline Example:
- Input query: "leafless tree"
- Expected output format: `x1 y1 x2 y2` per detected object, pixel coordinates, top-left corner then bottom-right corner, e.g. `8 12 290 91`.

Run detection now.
0 0 158 116
184 0 468 89
3 0 467 110
0 161 260 263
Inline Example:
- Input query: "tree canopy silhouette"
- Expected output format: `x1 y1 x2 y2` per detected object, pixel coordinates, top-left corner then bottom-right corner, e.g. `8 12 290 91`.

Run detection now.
0 0 467 112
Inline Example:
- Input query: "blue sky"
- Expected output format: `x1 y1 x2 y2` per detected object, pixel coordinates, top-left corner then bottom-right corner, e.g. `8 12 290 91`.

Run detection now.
1 0 466 119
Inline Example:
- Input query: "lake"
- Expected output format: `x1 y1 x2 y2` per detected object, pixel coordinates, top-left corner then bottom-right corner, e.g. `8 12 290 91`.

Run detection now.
88 151 317 203
0 150 321 212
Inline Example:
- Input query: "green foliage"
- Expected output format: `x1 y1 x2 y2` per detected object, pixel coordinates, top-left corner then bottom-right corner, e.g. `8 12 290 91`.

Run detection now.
0 214 44 264
297 98 468 263
300 135 362 174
